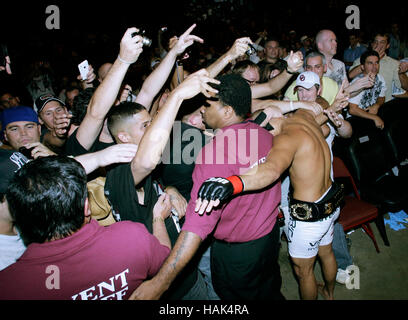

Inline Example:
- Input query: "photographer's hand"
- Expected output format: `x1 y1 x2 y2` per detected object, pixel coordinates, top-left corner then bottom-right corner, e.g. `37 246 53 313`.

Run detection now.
119 27 144 64
227 37 253 62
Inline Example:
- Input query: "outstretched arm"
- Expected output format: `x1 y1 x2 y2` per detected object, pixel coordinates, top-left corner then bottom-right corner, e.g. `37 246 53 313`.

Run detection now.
130 69 220 186
251 51 303 99
76 27 144 150
74 143 138 174
195 132 299 215
206 37 252 78
129 230 202 299
136 24 203 110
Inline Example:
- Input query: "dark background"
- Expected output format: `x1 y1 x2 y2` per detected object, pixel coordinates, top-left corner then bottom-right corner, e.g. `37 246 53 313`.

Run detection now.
1 0 407 94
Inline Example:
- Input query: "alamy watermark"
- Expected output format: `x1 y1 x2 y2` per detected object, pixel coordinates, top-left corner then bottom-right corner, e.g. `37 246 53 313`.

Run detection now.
45 5 60 30
345 265 360 290
345 5 360 30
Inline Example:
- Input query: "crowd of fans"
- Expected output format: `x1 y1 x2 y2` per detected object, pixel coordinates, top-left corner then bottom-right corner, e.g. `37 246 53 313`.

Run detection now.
1 2 408 301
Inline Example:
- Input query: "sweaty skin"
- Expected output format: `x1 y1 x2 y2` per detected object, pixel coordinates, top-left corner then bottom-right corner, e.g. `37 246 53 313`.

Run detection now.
241 109 332 202
195 109 333 214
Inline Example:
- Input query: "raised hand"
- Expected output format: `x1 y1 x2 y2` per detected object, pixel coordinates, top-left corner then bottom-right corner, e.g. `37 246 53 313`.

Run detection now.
77 64 97 89
172 24 204 55
173 69 220 100
287 51 304 73
227 37 253 61
119 27 144 64
53 110 72 137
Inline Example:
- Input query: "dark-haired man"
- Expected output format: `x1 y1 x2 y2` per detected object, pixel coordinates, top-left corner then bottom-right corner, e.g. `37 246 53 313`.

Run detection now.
231 60 260 86
349 32 405 103
105 69 218 300
0 105 56 158
347 50 386 133
0 155 171 300
131 73 284 300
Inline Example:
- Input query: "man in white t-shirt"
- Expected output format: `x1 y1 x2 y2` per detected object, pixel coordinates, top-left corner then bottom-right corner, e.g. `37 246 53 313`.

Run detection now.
347 50 387 131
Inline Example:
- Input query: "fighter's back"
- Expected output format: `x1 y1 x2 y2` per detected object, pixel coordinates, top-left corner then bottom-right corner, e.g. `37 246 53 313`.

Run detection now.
281 111 332 202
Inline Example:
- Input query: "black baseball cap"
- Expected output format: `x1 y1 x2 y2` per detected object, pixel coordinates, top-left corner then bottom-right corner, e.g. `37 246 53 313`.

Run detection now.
0 149 29 194
34 94 65 113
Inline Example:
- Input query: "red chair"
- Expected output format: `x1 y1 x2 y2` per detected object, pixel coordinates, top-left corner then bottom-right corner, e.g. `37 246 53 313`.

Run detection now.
333 156 381 253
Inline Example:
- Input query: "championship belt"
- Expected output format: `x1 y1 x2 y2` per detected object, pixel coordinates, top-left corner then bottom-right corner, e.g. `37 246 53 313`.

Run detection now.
289 182 344 222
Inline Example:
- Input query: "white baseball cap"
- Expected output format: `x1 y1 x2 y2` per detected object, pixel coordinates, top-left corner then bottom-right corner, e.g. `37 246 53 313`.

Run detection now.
294 71 320 92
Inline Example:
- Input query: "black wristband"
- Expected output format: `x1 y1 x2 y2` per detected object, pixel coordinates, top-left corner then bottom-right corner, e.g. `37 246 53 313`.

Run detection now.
286 67 296 75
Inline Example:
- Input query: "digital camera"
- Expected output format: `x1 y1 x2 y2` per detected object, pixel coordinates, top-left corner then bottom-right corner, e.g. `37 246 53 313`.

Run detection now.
131 30 152 47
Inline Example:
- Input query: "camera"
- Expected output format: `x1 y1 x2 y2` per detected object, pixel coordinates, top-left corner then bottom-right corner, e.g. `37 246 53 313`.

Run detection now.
131 30 152 47
19 146 35 159
246 43 256 56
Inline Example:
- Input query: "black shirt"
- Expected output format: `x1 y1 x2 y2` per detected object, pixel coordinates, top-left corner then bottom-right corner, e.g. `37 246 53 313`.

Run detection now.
161 122 208 201
104 162 198 299
64 128 115 157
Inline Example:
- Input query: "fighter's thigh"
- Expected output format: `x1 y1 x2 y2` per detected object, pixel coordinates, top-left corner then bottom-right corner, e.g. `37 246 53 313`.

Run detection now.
283 209 334 259
319 208 340 247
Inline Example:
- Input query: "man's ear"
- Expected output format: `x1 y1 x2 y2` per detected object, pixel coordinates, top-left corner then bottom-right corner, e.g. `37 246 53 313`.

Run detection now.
84 197 91 224
223 105 234 119
38 116 44 125
117 131 130 143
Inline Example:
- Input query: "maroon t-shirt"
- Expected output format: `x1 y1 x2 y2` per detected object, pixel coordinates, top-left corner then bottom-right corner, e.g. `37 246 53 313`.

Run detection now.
0 219 170 300
182 121 281 242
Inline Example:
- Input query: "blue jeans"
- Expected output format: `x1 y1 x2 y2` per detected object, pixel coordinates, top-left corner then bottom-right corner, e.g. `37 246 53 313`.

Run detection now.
332 222 353 270
198 246 220 300
181 269 209 300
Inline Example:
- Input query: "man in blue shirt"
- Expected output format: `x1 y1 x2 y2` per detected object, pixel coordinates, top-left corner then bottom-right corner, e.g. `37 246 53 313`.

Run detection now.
344 33 367 71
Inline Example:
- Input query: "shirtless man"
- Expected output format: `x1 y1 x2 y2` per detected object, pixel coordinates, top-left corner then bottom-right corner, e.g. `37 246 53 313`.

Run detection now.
195 101 344 300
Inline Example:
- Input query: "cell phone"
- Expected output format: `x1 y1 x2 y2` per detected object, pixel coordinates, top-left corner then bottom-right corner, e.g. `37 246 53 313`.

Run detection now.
78 60 89 80
18 147 34 160
0 44 8 67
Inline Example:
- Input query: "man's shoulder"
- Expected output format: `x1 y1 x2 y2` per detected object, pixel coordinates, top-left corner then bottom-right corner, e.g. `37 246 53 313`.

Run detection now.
106 220 148 234
333 58 345 66
322 76 338 87
382 55 400 67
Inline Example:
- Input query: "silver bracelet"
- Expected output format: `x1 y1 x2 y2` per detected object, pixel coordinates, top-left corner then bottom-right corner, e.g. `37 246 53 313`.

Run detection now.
117 55 134 65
